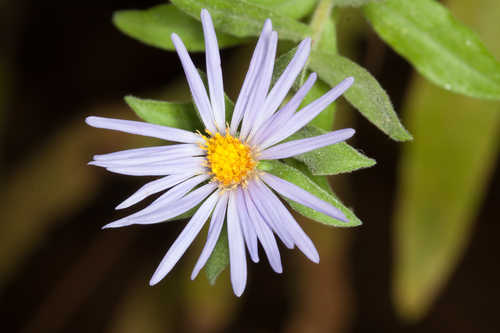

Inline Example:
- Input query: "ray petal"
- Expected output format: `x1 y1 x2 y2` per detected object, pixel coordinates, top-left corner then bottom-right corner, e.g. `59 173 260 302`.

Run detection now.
260 128 355 160
171 33 217 133
149 190 220 285
191 191 229 280
261 172 347 222
86 116 202 143
201 9 225 132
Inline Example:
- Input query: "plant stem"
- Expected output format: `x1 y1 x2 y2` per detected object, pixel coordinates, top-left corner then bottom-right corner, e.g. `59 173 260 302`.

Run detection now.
310 0 336 52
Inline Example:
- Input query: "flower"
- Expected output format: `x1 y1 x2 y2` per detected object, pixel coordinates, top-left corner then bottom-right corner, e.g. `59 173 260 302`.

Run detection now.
86 9 355 296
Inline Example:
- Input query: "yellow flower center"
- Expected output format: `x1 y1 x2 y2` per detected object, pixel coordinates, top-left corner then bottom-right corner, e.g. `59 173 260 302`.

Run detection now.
202 131 256 187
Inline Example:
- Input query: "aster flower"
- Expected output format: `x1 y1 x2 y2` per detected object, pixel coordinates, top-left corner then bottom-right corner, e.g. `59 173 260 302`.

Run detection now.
86 9 355 296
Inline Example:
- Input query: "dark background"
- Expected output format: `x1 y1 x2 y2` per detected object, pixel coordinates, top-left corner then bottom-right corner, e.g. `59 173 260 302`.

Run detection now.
1 1 499 332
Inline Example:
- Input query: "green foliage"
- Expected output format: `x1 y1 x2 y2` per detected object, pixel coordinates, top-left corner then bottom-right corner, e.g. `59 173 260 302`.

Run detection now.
288 125 376 175
310 51 412 141
171 0 311 42
205 222 229 284
258 160 362 227
113 4 242 52
248 0 318 19
125 95 202 131
364 0 500 100
117 0 413 143
284 159 336 195
392 0 500 320
336 0 382 7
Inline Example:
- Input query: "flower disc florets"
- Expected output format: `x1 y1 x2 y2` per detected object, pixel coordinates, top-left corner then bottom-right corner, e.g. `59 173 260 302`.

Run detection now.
201 130 256 187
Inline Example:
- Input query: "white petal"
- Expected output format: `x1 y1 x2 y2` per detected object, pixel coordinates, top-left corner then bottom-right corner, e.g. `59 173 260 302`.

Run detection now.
171 33 217 133
89 147 205 168
90 145 205 167
247 180 294 249
201 9 225 132
230 19 272 134
85 116 202 143
242 189 283 273
260 128 355 160
119 174 209 214
235 187 259 263
260 77 354 149
105 157 205 176
149 190 220 285
93 145 187 161
260 172 347 222
250 73 317 146
103 182 217 229
249 38 311 138
227 190 248 296
254 179 319 263
191 191 229 279
239 31 278 140
116 173 199 210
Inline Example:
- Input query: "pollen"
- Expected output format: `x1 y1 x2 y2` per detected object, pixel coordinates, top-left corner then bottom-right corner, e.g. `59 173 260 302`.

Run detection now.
201 131 256 187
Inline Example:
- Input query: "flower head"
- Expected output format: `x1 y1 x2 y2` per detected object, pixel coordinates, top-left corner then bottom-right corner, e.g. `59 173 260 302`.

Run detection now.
86 9 355 296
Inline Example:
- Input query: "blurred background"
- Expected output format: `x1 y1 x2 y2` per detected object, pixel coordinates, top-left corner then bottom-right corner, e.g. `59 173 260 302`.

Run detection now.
1 0 499 332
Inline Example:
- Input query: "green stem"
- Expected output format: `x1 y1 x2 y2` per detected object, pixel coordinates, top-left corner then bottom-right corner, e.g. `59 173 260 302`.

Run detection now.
310 0 335 52
300 0 336 86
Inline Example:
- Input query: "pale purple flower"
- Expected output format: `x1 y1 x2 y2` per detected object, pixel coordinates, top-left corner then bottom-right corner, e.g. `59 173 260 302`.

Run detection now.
86 9 355 296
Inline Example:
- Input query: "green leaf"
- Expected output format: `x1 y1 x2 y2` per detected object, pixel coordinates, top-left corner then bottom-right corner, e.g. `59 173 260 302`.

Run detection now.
248 0 318 19
258 160 362 227
288 125 376 175
205 221 229 284
284 159 336 195
113 4 243 52
125 95 202 131
392 0 500 320
363 0 500 100
171 0 311 42
335 0 381 7
310 50 413 141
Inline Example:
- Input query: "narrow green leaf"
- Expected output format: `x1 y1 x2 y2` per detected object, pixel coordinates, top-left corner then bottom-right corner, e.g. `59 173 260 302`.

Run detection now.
310 51 413 141
248 0 318 19
205 221 229 284
258 160 362 227
288 125 376 175
125 95 202 131
171 0 311 42
363 0 500 100
392 0 500 320
335 0 381 7
113 4 243 52
284 159 336 195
